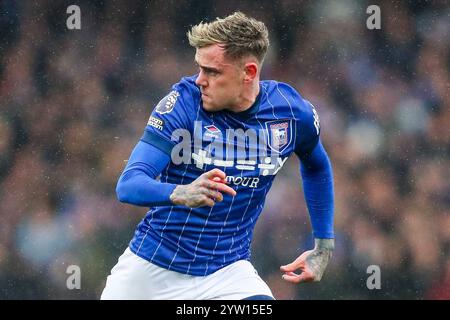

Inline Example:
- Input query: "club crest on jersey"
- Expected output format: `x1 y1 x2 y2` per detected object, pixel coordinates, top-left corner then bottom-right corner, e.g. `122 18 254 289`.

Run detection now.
155 90 180 114
265 119 292 153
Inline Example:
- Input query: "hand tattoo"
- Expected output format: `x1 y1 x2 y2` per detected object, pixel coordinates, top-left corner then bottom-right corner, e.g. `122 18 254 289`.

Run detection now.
169 169 236 208
306 238 334 281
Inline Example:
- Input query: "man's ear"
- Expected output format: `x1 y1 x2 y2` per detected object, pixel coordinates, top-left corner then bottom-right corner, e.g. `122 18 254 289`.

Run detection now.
243 62 258 82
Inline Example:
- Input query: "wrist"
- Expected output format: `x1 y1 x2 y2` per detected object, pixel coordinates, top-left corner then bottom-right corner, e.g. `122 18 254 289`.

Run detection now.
169 185 185 206
314 238 335 251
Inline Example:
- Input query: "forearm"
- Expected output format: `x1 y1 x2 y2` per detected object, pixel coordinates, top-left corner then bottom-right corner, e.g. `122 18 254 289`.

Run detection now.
116 166 176 206
299 141 334 239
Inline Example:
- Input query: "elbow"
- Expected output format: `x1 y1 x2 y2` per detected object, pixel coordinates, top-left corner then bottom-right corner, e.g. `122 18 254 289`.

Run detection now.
116 176 130 203
301 158 330 175
301 143 333 175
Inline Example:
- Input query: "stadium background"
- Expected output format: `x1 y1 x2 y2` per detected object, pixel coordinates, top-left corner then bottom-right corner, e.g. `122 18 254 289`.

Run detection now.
0 0 449 299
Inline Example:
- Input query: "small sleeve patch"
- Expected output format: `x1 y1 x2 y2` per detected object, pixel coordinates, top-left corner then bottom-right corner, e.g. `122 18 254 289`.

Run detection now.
147 115 164 130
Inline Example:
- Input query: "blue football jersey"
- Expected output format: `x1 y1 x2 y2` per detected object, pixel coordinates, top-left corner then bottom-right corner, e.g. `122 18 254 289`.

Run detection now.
128 75 321 276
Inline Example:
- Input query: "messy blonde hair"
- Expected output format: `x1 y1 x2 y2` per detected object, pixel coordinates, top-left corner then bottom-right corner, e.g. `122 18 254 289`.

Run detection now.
187 12 269 63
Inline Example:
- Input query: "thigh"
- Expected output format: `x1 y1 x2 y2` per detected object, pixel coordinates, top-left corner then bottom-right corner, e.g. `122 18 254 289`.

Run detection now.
198 260 274 300
100 247 196 300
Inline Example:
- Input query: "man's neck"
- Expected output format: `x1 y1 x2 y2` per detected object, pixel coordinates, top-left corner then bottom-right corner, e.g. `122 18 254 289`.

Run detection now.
229 81 260 113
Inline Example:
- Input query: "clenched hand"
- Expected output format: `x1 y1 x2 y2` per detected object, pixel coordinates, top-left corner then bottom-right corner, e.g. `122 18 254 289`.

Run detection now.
170 168 237 208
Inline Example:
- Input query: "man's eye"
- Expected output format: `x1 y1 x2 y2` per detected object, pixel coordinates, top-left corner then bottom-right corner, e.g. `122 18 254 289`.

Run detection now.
203 69 218 76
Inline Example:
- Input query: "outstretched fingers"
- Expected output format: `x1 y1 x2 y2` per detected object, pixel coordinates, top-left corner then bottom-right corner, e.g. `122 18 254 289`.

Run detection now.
280 250 316 283
281 270 315 284
203 168 226 181
207 180 236 197
280 255 306 273
202 169 237 197
201 187 224 202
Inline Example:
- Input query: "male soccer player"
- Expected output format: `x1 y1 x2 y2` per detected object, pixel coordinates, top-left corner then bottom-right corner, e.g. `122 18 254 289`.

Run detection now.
101 12 334 300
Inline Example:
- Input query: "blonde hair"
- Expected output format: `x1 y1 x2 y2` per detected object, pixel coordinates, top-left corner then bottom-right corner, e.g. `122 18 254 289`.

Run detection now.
187 12 269 63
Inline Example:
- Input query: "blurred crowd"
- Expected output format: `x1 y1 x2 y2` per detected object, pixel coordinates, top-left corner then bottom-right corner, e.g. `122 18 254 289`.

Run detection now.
0 0 449 299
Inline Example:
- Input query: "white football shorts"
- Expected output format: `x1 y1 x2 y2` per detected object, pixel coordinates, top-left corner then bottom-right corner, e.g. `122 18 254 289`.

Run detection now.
100 247 274 300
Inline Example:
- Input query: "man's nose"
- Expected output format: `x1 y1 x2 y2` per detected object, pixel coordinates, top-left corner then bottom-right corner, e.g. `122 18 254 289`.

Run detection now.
196 71 207 87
